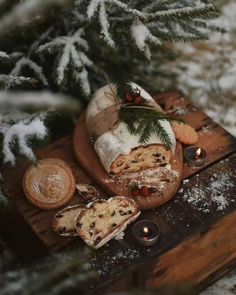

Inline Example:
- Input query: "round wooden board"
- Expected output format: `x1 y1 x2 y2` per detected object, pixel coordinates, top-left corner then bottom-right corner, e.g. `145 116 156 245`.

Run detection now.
73 111 183 210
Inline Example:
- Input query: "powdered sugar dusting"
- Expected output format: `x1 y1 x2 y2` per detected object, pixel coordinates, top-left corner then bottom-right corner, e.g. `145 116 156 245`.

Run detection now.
180 172 235 213
81 246 141 277
31 169 63 199
105 164 178 193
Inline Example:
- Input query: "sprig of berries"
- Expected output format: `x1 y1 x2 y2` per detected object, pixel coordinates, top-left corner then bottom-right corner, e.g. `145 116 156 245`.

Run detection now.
131 184 158 197
125 88 142 104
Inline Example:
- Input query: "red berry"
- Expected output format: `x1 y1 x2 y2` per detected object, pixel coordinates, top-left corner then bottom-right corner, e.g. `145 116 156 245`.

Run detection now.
140 186 150 197
134 96 142 104
131 189 140 197
125 91 134 102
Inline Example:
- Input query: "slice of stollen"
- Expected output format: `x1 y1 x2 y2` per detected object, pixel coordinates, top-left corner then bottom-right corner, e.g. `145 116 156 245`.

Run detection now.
76 183 100 201
52 204 85 237
75 196 140 249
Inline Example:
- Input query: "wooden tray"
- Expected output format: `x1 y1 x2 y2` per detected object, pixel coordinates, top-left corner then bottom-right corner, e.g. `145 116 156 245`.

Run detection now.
1 92 236 294
73 111 183 210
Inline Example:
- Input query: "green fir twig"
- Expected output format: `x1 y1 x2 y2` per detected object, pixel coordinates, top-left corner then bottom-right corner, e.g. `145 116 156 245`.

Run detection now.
119 106 183 148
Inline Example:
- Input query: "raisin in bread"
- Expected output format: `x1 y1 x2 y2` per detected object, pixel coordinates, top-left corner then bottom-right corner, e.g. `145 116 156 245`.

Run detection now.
86 82 176 175
76 184 99 201
75 196 140 249
53 204 85 237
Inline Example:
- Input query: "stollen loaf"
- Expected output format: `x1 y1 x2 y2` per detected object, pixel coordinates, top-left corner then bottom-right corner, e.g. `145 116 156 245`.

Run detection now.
86 82 176 174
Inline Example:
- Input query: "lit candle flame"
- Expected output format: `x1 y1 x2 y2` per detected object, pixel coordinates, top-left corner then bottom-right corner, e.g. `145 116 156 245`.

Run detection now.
195 148 201 158
143 227 149 234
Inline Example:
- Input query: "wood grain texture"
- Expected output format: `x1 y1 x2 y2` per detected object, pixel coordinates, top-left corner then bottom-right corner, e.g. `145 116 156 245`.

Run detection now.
1 91 236 256
73 112 183 210
145 210 236 289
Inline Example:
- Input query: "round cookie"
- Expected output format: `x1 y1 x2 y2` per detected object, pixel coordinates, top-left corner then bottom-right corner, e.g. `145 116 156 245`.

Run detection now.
23 158 75 210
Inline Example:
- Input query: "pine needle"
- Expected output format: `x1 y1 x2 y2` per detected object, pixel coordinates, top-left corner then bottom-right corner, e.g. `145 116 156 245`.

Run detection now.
119 106 183 148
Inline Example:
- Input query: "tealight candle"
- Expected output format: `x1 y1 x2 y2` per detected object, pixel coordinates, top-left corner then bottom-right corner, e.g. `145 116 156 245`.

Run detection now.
132 220 160 246
184 146 206 167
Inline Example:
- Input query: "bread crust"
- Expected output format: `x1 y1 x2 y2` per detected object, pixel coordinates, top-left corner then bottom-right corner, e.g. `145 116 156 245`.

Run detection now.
110 143 172 174
86 82 176 174
76 183 100 201
75 196 140 249
52 204 85 237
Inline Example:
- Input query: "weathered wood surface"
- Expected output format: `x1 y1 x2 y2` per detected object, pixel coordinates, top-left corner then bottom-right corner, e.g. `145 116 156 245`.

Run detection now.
145 209 236 289
73 112 183 210
1 92 236 294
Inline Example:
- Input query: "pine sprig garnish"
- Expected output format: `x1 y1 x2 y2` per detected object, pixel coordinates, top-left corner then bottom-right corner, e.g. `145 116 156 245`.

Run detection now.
119 106 183 149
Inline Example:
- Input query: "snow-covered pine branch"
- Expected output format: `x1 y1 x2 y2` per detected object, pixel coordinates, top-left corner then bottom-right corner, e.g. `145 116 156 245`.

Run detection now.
86 0 148 47
146 4 217 21
0 0 70 37
0 90 81 112
0 173 9 210
0 75 38 90
0 187 8 209
0 51 48 90
131 20 162 60
0 112 48 165
0 51 10 63
75 0 219 59
37 28 93 95
10 57 48 87
0 51 23 66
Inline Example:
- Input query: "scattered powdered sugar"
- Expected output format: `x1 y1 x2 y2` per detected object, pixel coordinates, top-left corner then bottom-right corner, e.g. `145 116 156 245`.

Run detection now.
199 125 213 136
32 171 63 197
183 179 189 184
81 246 141 277
172 105 188 115
105 164 178 193
166 103 197 116
181 172 235 213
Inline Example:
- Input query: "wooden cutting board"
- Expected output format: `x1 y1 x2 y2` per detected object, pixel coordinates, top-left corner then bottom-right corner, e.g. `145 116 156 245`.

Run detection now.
73 111 183 210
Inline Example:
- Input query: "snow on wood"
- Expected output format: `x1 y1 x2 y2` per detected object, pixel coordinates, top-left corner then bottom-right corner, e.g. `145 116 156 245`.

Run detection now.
181 172 235 213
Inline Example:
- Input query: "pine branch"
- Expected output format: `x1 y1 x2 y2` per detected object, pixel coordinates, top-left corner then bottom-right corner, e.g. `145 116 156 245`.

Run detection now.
119 106 183 148
10 57 48 86
0 51 23 67
189 19 227 34
74 0 220 59
0 112 48 165
0 75 39 90
147 4 218 21
0 90 81 112
37 28 93 95
0 0 71 37
0 178 10 211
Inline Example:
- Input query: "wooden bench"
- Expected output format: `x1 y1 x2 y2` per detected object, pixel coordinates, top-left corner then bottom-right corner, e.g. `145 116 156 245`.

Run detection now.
1 92 236 294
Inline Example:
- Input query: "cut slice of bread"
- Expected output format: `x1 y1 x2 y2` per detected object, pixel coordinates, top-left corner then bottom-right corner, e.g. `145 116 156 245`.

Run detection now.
110 144 171 174
75 196 140 249
76 184 100 201
52 204 85 237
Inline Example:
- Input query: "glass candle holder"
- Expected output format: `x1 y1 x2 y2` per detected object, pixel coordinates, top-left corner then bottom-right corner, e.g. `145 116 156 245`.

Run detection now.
184 146 206 167
132 220 160 247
